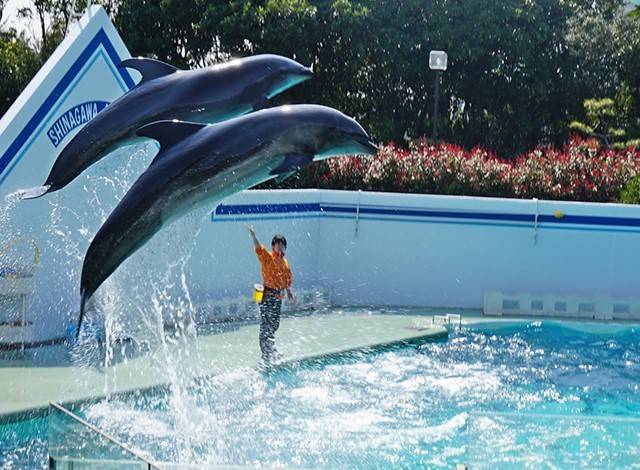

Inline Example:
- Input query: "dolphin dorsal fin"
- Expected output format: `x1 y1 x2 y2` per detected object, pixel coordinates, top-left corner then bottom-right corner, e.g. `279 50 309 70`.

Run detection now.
137 120 207 156
119 57 180 83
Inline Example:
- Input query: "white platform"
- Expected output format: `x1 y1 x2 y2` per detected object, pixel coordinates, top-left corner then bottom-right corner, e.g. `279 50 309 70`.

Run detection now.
484 290 640 320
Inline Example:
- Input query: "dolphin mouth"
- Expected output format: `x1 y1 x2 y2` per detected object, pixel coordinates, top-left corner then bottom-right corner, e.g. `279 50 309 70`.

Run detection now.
292 68 313 84
267 70 313 99
358 137 378 155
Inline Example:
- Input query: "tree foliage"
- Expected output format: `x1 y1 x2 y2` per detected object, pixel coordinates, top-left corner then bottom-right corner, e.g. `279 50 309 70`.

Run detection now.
0 0 76 116
2 0 640 158
569 98 637 149
620 175 640 204
0 30 40 116
113 0 640 156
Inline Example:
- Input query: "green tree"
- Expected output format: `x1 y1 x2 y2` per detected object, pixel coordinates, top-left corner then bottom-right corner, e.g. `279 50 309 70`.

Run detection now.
115 0 212 68
4 0 638 159
17 0 77 59
0 30 40 116
569 98 628 148
202 0 587 154
619 175 640 204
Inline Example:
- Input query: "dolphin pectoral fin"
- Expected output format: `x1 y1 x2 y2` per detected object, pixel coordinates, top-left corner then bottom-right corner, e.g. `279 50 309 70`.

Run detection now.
274 171 297 184
254 95 270 111
137 120 207 158
18 184 51 200
269 153 315 176
119 57 180 84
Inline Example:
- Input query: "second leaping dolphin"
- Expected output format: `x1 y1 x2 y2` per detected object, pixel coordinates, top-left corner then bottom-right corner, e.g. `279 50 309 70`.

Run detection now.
76 104 377 336
19 54 312 199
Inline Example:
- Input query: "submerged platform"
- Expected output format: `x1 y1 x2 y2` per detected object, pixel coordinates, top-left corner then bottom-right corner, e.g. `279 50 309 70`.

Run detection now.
0 313 447 420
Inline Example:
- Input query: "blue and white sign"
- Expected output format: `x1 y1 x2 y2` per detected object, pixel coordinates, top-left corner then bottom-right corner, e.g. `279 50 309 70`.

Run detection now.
0 6 142 342
0 7 136 187
47 101 109 147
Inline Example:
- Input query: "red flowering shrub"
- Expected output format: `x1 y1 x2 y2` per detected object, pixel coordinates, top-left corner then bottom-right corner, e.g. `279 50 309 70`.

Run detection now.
283 137 640 202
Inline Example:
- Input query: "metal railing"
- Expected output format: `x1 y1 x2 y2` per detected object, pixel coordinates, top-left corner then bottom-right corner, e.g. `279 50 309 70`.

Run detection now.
48 402 161 469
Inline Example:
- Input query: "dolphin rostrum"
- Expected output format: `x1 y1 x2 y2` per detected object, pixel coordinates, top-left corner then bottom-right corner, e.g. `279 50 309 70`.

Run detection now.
20 54 312 199
76 104 377 336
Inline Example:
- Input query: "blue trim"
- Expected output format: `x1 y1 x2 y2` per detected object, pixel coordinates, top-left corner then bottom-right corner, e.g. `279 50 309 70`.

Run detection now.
211 201 640 231
323 205 640 227
0 50 125 185
212 214 321 222
324 214 538 229
0 28 134 183
325 214 640 233
322 204 531 223
213 203 321 218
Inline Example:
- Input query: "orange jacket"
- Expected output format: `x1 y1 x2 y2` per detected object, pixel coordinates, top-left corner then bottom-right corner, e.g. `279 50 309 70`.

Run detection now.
255 244 292 290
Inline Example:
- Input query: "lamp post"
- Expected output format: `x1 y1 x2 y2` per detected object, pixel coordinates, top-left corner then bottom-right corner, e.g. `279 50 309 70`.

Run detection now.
429 50 447 143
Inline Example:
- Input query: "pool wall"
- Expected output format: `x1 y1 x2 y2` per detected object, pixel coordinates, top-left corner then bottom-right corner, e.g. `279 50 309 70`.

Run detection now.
5 185 640 342
202 189 640 311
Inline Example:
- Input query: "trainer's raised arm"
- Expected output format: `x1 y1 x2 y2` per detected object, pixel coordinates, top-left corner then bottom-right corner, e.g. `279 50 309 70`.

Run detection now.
247 224 260 249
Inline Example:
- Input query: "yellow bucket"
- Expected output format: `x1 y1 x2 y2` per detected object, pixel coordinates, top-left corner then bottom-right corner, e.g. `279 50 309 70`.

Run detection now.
252 283 264 303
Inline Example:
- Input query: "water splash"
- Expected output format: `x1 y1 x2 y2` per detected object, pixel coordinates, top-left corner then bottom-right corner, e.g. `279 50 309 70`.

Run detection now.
0 192 23 265
60 149 215 460
0 193 30 327
2 139 230 465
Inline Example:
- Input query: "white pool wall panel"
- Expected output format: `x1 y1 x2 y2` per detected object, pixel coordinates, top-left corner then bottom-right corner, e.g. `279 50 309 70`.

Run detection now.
4 183 640 342
208 189 640 311
189 190 323 302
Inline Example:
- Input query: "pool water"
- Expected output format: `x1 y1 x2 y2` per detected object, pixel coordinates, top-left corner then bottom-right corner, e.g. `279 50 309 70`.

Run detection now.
85 319 640 468
0 416 48 469
2 318 640 468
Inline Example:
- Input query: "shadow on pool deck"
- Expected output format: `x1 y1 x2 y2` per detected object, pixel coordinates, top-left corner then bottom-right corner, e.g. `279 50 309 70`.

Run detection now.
0 313 447 422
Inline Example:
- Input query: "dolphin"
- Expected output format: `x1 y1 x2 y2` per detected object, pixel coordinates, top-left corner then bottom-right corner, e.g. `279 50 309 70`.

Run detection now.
76 104 377 336
19 54 312 199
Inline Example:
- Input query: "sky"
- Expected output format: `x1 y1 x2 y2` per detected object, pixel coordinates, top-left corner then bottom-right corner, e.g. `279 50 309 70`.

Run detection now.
2 0 50 41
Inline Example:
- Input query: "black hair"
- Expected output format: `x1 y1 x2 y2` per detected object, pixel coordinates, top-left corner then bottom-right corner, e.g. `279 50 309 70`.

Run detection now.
271 234 287 248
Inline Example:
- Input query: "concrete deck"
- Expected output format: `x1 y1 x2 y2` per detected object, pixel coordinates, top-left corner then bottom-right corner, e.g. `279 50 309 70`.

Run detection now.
0 313 447 420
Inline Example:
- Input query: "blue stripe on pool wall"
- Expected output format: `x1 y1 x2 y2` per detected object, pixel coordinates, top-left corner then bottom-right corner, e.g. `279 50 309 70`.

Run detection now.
0 28 134 183
322 205 533 223
213 203 321 217
212 201 640 229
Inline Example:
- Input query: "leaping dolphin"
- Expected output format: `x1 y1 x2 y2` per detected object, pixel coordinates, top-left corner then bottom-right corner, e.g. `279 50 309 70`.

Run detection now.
76 104 377 336
19 54 312 199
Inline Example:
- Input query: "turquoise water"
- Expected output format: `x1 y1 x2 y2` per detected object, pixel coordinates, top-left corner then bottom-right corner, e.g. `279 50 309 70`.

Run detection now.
0 416 48 469
84 320 640 467
2 318 640 468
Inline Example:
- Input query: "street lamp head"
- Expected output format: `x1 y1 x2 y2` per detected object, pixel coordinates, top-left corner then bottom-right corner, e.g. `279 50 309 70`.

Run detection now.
429 50 447 71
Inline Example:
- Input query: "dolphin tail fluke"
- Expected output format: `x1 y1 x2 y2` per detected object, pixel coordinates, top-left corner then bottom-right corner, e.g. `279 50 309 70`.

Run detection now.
18 185 51 200
76 289 88 340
